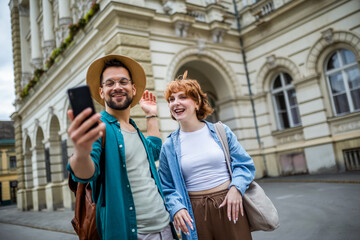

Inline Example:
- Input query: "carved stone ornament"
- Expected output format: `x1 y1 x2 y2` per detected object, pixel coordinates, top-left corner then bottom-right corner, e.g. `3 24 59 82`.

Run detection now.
266 54 276 69
42 40 55 65
48 107 54 116
32 58 43 70
163 1 175 14
321 28 334 44
174 21 190 37
21 72 32 89
34 119 40 128
212 28 225 43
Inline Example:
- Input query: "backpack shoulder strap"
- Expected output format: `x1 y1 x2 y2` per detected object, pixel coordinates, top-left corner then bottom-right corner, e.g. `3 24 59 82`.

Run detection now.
214 121 233 176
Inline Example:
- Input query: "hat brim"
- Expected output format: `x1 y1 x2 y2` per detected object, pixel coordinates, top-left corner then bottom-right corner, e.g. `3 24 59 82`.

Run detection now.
86 55 146 108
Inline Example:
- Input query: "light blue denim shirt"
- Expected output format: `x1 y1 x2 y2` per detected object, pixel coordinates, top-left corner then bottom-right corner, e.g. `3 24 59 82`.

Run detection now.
158 121 255 240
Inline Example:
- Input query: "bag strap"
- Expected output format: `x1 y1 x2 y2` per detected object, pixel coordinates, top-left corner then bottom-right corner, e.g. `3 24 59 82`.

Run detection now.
214 121 233 176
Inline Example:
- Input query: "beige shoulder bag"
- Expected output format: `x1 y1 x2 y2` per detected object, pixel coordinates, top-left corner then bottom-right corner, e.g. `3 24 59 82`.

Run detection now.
214 122 280 232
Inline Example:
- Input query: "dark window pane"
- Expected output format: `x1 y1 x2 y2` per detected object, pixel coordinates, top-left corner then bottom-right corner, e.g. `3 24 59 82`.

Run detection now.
273 76 282 89
279 112 290 129
275 92 286 110
291 107 301 125
327 52 339 70
287 89 298 106
329 73 345 94
334 94 350 114
10 156 16 168
284 73 292 85
341 49 356 65
346 67 360 89
351 89 360 110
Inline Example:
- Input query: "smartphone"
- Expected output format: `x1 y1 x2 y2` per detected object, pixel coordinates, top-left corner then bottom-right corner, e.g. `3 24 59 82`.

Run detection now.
67 85 98 131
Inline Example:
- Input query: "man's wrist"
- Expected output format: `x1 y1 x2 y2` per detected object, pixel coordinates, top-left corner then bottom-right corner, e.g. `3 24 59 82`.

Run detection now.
145 114 158 119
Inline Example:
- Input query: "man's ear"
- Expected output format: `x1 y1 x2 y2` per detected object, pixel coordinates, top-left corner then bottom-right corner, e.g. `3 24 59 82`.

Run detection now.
132 84 136 96
99 87 104 99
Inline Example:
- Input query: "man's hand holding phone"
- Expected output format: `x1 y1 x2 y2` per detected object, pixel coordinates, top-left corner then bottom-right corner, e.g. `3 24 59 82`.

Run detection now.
67 86 106 179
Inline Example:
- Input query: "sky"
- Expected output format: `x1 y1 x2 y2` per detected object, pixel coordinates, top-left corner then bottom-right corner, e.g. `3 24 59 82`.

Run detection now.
0 1 15 121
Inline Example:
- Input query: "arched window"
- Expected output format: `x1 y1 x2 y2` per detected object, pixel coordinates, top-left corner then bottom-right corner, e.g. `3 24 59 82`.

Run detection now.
325 49 360 115
272 72 301 130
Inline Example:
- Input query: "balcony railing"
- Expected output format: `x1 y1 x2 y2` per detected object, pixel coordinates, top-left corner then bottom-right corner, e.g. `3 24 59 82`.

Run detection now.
251 0 274 19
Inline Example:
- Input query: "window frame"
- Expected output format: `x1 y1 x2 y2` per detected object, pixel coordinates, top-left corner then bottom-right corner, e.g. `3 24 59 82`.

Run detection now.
325 49 360 116
271 72 301 130
9 156 16 169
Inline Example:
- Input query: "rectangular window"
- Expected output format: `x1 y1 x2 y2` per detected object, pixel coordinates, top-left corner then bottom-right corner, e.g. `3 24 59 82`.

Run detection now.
343 148 360 171
9 156 16 169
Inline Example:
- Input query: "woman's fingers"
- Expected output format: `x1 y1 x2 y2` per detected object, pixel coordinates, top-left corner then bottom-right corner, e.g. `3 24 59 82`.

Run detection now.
233 199 239 223
174 209 193 235
240 200 244 217
227 200 232 222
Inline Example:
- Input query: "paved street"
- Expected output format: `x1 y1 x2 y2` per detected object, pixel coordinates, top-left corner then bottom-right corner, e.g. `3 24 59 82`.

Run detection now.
252 181 360 240
0 223 76 240
0 172 359 240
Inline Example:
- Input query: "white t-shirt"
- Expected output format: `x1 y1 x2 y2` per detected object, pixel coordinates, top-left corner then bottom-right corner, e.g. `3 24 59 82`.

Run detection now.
180 125 230 191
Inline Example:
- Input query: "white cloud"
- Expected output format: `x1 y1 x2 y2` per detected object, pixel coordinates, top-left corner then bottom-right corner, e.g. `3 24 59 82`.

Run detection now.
0 1 15 120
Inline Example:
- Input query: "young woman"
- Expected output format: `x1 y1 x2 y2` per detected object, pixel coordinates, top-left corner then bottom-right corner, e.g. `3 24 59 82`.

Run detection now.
158 72 256 240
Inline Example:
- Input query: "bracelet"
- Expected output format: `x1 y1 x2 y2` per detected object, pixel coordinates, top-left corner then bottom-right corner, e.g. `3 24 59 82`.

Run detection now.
145 115 158 119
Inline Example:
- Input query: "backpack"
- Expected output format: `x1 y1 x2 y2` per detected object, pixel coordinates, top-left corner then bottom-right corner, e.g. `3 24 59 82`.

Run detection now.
68 129 106 240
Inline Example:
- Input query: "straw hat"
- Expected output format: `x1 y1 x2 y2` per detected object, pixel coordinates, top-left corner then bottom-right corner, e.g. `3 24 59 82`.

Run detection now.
86 54 146 108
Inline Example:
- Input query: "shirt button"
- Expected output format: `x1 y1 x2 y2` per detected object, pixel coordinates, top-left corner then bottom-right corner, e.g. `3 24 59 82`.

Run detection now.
127 185 130 188
129 207 133 210
123 164 125 168
119 144 123 148
132 229 135 232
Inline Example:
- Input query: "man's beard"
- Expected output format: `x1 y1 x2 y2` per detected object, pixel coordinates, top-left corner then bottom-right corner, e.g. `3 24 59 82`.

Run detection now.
105 92 133 110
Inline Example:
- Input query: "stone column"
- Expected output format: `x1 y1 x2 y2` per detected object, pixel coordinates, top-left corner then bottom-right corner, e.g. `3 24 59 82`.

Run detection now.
1 150 8 173
9 0 23 100
59 0 71 20
45 139 64 211
42 0 55 62
29 0 42 69
31 145 47 211
57 0 72 44
18 5 32 88
61 133 74 210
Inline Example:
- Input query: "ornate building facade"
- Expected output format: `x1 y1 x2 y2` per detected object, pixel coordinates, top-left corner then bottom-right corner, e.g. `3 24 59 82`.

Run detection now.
9 0 360 211
0 121 17 206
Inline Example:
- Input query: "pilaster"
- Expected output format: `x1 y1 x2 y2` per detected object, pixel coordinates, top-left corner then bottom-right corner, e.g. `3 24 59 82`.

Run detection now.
29 0 42 67
42 0 55 62
9 1 22 99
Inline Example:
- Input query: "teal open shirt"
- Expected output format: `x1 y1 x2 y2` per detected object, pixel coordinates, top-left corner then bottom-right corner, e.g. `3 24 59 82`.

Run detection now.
67 111 172 240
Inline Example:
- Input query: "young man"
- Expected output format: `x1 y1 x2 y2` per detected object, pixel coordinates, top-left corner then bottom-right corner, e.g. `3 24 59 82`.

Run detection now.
67 55 176 240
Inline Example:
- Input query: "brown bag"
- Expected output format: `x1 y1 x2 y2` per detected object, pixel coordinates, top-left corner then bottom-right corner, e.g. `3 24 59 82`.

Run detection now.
214 122 280 232
68 129 105 240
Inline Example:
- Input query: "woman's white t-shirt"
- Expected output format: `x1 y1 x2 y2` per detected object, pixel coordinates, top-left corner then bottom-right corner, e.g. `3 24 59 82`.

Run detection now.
180 125 230 191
